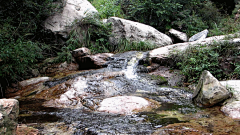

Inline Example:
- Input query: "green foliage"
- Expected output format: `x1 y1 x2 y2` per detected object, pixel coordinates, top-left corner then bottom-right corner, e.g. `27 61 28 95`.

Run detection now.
89 0 125 19
116 0 222 37
209 17 240 36
173 41 240 83
0 0 61 82
0 39 43 81
115 39 157 53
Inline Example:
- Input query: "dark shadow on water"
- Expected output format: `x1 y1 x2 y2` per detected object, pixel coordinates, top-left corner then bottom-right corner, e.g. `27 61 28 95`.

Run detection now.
18 113 61 124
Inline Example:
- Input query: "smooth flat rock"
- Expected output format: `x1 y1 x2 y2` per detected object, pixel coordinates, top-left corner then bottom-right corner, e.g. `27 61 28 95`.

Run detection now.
97 96 150 115
221 101 240 119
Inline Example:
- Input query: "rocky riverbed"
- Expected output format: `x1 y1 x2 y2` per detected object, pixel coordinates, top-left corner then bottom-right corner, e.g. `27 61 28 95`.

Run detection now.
5 51 240 134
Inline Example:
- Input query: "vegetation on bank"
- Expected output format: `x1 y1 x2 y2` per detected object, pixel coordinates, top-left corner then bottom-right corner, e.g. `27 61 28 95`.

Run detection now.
171 41 240 83
1 0 240 89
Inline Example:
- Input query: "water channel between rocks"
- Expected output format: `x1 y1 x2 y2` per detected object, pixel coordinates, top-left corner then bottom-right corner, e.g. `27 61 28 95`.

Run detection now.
14 51 240 134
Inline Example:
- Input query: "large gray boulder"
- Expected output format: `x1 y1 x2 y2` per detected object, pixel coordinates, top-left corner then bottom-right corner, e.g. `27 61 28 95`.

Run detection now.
44 0 98 36
0 99 19 135
192 70 230 107
107 17 172 47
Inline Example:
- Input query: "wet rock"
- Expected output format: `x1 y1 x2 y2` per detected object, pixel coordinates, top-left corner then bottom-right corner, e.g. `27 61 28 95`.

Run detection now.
169 29 188 43
18 77 51 88
97 96 150 115
0 99 19 135
72 47 91 57
75 53 113 69
192 70 230 107
107 17 172 47
189 29 208 42
44 0 98 37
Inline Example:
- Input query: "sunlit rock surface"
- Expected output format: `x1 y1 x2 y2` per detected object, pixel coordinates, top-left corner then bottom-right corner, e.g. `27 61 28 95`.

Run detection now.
44 0 98 36
97 96 150 115
107 17 172 47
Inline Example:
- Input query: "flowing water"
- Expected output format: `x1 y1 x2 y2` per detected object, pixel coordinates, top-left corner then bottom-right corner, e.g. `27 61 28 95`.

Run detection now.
14 51 240 134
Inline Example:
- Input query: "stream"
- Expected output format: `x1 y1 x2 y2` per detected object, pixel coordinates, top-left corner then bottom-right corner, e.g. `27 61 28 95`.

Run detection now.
10 51 240 134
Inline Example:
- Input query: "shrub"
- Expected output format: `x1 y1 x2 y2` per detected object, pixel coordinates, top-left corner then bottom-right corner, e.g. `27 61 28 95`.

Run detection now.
0 39 44 81
115 39 157 53
89 0 125 19
0 0 62 84
116 0 223 37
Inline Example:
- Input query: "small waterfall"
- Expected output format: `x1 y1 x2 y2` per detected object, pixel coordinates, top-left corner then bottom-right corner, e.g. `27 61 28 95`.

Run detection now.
106 51 145 79
123 52 144 79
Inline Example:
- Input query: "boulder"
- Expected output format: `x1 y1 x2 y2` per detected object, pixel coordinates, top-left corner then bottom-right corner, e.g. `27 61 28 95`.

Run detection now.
189 29 208 42
221 101 240 119
107 17 172 47
220 80 240 119
0 99 19 135
169 29 188 43
97 96 150 115
75 53 113 69
44 0 98 37
72 47 91 58
220 80 240 101
192 70 230 107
